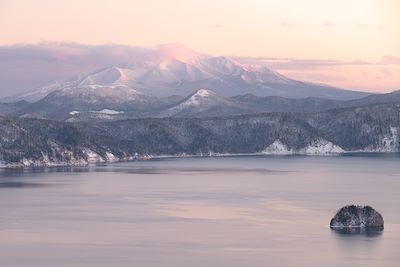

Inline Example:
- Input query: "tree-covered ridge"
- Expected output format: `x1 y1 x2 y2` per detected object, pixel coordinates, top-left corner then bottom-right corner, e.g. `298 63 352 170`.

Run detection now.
0 102 399 167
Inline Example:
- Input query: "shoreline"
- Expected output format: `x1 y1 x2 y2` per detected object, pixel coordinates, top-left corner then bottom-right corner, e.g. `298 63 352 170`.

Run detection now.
1 151 399 170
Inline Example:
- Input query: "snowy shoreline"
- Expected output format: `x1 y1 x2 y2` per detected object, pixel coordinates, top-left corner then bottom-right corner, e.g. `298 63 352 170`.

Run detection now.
1 150 399 169
1 135 399 169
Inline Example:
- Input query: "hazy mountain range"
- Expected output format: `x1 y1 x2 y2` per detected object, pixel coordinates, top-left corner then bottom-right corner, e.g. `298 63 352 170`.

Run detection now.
1 85 400 122
0 43 376 120
2 43 367 100
0 43 399 167
0 43 369 99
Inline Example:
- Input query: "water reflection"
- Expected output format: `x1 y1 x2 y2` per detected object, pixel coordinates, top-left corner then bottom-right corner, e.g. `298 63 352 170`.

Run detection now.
341 152 400 159
0 181 49 188
1 165 290 176
331 227 383 237
0 155 399 267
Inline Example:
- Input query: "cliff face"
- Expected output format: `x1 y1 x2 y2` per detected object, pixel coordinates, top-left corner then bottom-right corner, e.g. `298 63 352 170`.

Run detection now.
0 102 399 167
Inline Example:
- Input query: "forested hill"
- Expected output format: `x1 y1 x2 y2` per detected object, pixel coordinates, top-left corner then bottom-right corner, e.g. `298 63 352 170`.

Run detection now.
0 102 399 167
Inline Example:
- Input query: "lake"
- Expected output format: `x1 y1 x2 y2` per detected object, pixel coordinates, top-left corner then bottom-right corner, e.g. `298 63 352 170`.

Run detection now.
1 154 399 266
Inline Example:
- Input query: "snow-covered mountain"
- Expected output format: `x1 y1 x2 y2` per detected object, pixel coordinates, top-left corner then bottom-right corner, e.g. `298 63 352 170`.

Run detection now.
3 44 368 103
11 67 164 120
0 44 374 120
52 66 143 102
130 54 366 99
161 88 253 117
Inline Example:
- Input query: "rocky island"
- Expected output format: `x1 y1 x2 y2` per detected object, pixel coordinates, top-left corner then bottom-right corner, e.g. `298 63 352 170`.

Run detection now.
330 205 384 233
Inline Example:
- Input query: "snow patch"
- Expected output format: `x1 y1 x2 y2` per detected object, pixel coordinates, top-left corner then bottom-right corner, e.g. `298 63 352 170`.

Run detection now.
167 89 215 113
262 139 344 155
89 109 125 115
83 149 119 163
380 127 398 152
262 140 294 155
360 127 399 152
105 152 118 162
83 149 105 163
195 89 210 97
301 139 345 155
184 89 212 106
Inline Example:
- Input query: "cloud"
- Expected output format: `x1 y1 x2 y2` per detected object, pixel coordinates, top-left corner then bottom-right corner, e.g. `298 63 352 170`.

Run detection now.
234 55 400 92
380 68 393 76
235 56 377 71
280 22 298 27
355 23 385 30
236 55 400 71
281 21 336 28
355 22 369 28
382 55 400 65
210 24 222 28
323 21 334 27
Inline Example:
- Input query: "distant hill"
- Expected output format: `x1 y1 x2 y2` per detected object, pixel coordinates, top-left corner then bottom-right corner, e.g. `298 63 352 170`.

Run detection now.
4 88 400 122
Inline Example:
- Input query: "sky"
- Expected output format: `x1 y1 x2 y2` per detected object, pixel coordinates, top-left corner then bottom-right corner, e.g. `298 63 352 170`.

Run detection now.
0 0 399 93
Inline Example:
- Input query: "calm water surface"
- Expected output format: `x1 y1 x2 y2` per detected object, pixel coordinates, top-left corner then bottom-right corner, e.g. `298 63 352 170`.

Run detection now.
1 154 399 266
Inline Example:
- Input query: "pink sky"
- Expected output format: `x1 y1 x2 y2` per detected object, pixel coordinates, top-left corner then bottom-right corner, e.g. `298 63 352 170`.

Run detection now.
0 0 399 92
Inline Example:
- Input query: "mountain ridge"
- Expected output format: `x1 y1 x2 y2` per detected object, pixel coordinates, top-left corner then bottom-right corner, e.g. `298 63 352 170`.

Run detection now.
4 88 400 121
2 44 368 103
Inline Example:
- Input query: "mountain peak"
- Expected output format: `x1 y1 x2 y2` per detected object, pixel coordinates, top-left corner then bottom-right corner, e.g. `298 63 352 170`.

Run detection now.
76 66 138 88
193 88 213 98
183 89 216 106
78 66 122 86
163 88 241 117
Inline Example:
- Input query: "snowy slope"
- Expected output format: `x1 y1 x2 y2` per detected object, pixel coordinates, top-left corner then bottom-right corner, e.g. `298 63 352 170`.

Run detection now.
2 79 78 103
45 66 149 105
